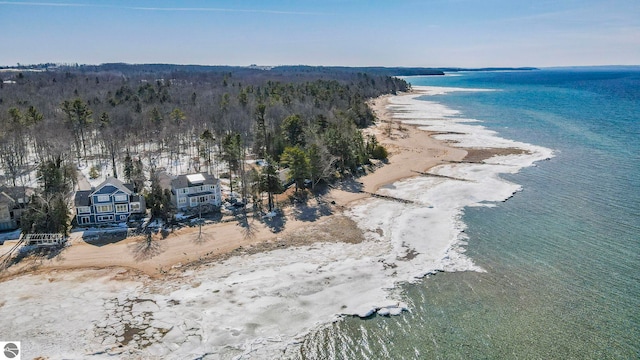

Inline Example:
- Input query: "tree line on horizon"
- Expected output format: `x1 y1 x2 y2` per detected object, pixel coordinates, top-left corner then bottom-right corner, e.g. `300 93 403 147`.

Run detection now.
0 64 409 234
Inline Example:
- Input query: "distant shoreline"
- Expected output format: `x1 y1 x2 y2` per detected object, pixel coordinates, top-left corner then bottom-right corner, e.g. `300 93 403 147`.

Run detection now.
0 62 542 76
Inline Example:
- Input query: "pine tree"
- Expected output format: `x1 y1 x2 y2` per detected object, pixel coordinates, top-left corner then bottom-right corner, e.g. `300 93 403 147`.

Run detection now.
280 146 309 194
123 152 133 183
260 158 282 211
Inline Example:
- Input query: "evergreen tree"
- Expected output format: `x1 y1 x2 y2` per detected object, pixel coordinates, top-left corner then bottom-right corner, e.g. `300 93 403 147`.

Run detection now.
222 133 242 197
21 193 69 235
280 146 309 194
200 129 215 173
281 114 305 147
132 158 145 193
38 157 76 196
254 103 268 158
146 173 172 223
25 105 43 125
123 152 133 183
61 98 93 162
260 157 282 211
170 107 186 127
21 158 75 235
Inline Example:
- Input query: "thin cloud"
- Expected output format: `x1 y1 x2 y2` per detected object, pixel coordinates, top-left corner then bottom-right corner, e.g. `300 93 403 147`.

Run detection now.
0 1 326 15
128 6 325 15
0 1 97 6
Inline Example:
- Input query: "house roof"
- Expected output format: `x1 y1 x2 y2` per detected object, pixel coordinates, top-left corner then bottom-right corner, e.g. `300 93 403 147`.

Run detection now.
278 168 290 183
74 190 92 207
0 186 33 205
92 177 133 196
0 192 15 205
171 173 218 189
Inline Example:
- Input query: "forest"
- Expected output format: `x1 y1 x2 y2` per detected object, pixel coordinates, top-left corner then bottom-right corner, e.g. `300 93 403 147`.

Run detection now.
0 64 413 234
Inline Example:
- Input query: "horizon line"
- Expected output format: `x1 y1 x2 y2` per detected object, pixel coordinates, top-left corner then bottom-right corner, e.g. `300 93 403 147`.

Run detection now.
2 62 640 70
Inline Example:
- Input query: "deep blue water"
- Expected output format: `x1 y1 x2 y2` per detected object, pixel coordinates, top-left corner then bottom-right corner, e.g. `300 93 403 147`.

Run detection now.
299 69 640 359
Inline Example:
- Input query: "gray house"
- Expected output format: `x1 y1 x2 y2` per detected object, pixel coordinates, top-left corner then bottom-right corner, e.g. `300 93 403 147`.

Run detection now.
74 177 146 226
171 173 222 211
0 187 31 231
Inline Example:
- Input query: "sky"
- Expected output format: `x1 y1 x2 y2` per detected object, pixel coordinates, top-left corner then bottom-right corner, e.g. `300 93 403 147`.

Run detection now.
1 0 639 68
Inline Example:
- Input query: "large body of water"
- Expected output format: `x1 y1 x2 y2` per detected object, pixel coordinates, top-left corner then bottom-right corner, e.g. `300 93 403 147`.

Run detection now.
299 69 640 359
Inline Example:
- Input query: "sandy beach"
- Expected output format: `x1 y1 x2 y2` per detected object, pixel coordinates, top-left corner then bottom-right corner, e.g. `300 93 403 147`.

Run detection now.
0 89 512 281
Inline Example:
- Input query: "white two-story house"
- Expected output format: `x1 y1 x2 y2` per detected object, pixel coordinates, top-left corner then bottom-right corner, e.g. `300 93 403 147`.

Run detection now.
74 177 146 226
171 173 222 211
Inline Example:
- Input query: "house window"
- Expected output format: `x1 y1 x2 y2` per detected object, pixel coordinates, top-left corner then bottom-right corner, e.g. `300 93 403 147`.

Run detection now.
130 203 140 211
115 204 128 213
119 215 127 221
96 204 113 213
79 216 90 224
114 194 127 202
181 188 189 194
199 195 207 203
190 198 198 206
97 195 110 202
179 198 187 204
97 215 114 222
77 206 91 214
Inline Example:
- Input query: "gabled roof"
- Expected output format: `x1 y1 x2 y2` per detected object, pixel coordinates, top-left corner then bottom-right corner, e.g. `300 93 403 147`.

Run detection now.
91 177 132 196
171 173 218 189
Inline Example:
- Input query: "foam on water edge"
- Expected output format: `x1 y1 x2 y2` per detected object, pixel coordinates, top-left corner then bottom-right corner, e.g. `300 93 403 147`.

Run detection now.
0 86 554 359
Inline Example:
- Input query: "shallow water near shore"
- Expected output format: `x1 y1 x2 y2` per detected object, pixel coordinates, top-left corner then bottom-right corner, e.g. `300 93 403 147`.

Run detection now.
297 70 640 359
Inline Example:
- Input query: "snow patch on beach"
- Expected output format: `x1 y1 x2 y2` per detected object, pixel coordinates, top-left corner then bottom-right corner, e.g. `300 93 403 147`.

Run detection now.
346 85 554 280
0 85 554 359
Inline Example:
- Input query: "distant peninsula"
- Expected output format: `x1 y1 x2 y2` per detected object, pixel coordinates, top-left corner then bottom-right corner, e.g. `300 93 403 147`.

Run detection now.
0 62 539 77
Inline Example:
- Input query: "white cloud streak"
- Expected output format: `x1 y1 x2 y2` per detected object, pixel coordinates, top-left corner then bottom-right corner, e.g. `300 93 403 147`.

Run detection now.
0 1 95 6
0 1 326 15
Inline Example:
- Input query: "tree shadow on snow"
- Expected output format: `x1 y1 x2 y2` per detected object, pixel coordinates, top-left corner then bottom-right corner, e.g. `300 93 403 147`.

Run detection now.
81 230 128 247
235 211 259 239
1 244 67 270
261 209 287 233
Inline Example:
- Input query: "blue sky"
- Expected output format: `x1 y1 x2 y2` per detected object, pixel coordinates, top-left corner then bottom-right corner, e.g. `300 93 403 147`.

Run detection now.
1 0 639 67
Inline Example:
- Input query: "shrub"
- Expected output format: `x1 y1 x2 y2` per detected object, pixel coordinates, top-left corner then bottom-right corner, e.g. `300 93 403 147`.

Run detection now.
371 145 388 160
89 165 101 179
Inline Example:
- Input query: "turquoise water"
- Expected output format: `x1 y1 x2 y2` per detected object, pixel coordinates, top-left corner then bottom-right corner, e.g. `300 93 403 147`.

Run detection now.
298 70 640 359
